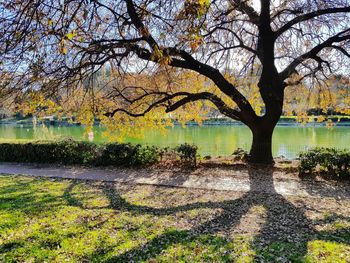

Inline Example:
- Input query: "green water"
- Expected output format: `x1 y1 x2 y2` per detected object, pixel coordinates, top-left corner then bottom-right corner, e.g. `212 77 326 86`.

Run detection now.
0 124 350 158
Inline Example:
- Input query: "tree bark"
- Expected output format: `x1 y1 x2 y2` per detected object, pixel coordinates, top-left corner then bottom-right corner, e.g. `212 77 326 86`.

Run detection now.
246 89 282 164
246 67 284 164
248 122 275 164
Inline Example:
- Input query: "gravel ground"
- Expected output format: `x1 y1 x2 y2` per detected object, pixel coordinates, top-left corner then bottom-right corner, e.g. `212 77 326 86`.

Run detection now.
0 162 349 199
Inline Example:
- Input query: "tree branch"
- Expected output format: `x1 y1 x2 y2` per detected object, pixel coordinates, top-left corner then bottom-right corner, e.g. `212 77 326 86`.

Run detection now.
130 44 257 122
165 92 243 121
231 0 260 25
275 6 350 37
105 91 243 121
280 29 350 80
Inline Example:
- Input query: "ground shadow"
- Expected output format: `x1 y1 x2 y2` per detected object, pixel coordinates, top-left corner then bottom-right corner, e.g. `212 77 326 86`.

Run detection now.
75 164 348 262
3 168 347 262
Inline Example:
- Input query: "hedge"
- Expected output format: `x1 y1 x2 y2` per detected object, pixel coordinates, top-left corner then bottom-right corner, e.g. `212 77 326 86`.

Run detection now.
299 147 350 179
0 140 160 167
0 140 198 167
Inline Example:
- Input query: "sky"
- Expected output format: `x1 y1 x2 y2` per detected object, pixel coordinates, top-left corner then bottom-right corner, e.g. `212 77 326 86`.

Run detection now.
252 0 261 12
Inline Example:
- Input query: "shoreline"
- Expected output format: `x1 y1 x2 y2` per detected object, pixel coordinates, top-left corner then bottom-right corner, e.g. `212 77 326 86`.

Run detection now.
1 117 350 127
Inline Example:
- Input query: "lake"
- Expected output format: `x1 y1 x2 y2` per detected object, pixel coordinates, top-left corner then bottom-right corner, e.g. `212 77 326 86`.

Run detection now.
0 124 350 159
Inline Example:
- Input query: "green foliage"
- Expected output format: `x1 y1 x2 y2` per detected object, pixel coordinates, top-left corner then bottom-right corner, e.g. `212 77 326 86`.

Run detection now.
0 139 97 165
134 145 161 166
175 143 198 167
299 147 350 179
0 140 160 167
97 143 160 166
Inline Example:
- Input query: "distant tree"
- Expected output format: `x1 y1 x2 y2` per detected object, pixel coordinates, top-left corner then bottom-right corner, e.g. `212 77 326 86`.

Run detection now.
1 0 350 163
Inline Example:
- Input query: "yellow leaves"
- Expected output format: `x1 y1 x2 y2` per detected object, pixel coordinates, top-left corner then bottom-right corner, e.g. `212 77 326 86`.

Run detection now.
223 73 236 86
58 30 78 55
286 73 302 86
59 39 68 55
76 104 94 130
296 112 310 125
150 46 163 61
101 110 166 142
199 0 210 6
66 32 74 40
21 92 59 122
94 71 210 138
60 46 67 55
169 101 208 128
48 18 53 26
65 30 77 40
189 35 203 52
176 0 210 20
318 90 336 113
316 115 326 123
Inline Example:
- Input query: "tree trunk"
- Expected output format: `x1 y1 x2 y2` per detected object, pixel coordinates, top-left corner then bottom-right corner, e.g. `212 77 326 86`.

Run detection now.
248 124 275 164
247 75 283 164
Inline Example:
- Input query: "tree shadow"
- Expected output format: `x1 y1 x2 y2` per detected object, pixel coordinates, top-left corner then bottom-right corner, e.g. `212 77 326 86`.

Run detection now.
62 180 85 207
301 177 350 200
97 166 309 261
59 166 349 262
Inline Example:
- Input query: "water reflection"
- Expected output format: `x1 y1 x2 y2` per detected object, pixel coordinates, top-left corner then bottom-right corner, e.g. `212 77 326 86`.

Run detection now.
0 125 349 158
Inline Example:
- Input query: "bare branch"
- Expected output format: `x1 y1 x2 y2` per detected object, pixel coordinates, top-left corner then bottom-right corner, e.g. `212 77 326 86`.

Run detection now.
280 29 350 80
275 6 350 37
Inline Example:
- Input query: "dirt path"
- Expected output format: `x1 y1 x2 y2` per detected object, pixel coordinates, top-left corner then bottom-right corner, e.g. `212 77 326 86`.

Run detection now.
0 162 349 199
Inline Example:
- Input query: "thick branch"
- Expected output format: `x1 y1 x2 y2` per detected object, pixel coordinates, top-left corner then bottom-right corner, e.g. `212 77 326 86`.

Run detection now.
275 6 350 37
165 92 243 121
331 45 350 58
105 91 243 121
131 45 257 122
232 0 260 25
125 0 158 49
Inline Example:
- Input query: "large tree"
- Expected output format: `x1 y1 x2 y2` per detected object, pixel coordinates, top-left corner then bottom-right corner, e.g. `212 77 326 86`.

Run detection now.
1 0 350 163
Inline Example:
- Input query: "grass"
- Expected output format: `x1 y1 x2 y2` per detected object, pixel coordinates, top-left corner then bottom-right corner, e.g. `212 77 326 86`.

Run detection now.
0 174 349 262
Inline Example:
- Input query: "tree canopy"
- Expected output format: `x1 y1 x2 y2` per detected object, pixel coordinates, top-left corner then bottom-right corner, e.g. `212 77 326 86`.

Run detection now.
1 0 350 162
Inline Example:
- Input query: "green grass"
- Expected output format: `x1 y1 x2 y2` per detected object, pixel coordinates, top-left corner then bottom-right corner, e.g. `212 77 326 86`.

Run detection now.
0 175 349 262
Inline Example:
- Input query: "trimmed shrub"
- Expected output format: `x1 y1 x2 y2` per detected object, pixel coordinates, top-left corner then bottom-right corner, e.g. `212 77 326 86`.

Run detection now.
299 147 350 179
175 143 198 167
96 143 160 166
134 145 161 166
0 140 160 167
52 140 98 164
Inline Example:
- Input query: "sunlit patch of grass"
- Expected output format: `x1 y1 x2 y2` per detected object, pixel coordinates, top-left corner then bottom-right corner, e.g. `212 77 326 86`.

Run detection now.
306 240 350 263
0 174 349 262
332 221 349 230
256 240 349 262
